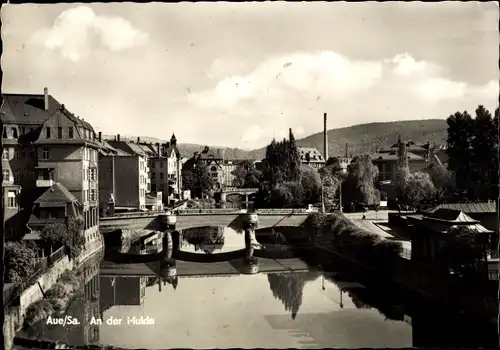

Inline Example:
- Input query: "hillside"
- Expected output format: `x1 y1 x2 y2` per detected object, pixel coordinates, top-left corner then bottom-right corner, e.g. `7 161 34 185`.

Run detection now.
103 119 448 160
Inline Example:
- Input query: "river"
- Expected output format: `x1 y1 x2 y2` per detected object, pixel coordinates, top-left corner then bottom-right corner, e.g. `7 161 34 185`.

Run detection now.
14 226 498 349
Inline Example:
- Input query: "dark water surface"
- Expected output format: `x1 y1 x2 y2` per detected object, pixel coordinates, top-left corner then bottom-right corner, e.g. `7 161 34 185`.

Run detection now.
15 226 498 349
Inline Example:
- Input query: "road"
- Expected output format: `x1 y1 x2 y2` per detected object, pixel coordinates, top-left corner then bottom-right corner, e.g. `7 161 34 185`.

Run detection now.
343 210 411 259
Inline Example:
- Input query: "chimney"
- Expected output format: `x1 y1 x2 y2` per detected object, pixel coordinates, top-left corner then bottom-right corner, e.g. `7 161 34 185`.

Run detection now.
323 113 328 161
44 87 49 111
98 132 102 142
156 142 161 157
289 128 292 142
137 137 140 144
117 134 120 142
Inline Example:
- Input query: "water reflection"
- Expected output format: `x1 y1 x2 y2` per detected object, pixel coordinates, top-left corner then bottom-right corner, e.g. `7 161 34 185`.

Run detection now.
267 272 321 319
15 225 499 349
179 226 229 254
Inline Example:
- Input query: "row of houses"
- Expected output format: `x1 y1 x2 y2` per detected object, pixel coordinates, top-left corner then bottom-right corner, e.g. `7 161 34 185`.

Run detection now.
0 88 271 241
0 89 189 242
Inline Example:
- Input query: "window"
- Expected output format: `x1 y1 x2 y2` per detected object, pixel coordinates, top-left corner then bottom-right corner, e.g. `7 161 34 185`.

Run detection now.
151 172 156 179
13 170 19 182
68 127 74 139
14 149 20 159
160 173 164 179
42 148 49 160
2 148 9 160
57 127 62 139
12 128 18 139
20 127 25 135
45 127 51 138
7 191 17 208
90 190 97 201
3 170 10 182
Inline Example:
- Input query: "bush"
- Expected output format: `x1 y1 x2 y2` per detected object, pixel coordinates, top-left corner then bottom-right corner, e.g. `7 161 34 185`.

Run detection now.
304 213 403 267
40 217 85 259
23 270 81 328
5 241 38 284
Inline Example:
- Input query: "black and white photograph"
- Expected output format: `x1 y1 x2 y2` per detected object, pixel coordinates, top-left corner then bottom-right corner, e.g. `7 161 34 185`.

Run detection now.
1 2 499 349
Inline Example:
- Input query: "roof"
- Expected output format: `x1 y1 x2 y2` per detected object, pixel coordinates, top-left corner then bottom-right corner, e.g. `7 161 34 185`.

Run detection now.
298 147 325 163
370 151 423 162
424 202 497 214
34 182 78 205
1 93 62 125
424 209 479 223
198 146 223 160
380 142 430 154
106 140 147 157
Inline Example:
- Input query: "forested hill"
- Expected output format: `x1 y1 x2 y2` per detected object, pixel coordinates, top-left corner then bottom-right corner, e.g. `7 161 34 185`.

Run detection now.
103 119 448 160
250 119 448 159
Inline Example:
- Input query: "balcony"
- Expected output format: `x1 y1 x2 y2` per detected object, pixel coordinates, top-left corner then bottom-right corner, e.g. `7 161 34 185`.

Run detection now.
36 179 54 187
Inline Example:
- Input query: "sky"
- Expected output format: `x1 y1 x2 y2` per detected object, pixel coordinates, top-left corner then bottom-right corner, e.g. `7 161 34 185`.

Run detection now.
2 2 499 149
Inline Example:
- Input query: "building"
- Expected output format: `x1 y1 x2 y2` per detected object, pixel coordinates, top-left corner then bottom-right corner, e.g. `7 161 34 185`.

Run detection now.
26 182 86 245
33 104 101 241
99 276 146 313
141 134 183 206
186 146 225 191
298 147 326 169
98 135 150 212
220 159 258 187
370 151 426 182
1 88 100 241
407 209 497 280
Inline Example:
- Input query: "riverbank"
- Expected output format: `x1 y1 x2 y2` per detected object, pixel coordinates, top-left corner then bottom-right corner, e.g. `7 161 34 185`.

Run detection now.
298 213 498 324
3 239 103 350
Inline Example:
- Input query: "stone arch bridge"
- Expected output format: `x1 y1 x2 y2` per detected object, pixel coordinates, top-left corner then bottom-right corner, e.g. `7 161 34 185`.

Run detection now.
99 211 310 233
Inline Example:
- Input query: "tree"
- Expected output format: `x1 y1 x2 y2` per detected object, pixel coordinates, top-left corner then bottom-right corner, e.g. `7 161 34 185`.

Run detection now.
300 165 321 205
182 160 214 198
402 172 435 207
268 183 294 208
446 111 474 195
439 226 487 279
343 155 380 206
423 162 455 200
264 130 301 184
470 105 498 200
231 160 262 188
394 135 410 199
320 171 343 211
40 217 85 259
5 241 38 284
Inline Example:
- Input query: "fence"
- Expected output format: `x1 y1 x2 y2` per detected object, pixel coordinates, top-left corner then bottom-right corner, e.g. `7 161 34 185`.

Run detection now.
3 246 67 306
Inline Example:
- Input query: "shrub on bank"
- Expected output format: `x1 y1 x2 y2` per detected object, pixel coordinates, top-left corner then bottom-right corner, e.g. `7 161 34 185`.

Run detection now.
304 213 403 267
5 241 38 284
23 270 81 328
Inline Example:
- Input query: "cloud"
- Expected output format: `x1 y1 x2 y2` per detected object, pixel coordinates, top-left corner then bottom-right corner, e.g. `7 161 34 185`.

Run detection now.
31 6 148 61
187 51 497 148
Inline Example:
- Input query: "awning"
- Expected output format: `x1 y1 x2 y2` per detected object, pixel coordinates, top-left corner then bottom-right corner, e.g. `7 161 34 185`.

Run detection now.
23 232 41 240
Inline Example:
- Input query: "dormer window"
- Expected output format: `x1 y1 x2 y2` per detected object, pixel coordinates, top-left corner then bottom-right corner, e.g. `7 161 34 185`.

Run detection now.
69 127 74 139
45 127 51 139
12 128 18 139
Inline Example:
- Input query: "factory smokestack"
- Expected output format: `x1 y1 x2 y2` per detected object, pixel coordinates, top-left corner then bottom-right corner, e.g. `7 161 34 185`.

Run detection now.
345 142 348 158
323 113 328 161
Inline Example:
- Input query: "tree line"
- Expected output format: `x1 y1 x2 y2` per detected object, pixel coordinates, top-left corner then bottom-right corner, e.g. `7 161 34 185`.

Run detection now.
181 104 498 209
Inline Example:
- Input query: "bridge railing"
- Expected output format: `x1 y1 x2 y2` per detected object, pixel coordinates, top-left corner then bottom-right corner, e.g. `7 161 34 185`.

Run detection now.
177 208 240 214
257 208 309 214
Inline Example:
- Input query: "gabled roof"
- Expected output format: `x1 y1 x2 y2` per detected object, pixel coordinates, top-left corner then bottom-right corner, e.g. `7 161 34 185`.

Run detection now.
424 209 479 223
34 182 78 205
424 202 497 214
1 93 62 125
370 151 423 161
106 140 146 157
298 147 325 162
